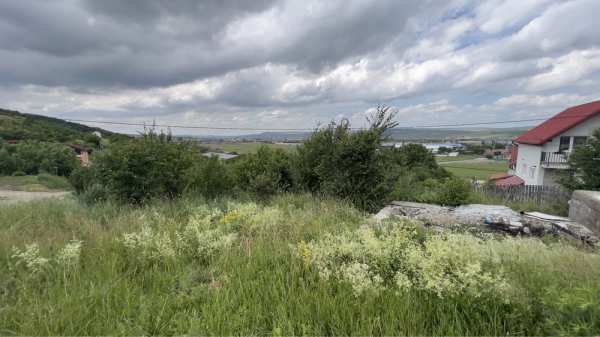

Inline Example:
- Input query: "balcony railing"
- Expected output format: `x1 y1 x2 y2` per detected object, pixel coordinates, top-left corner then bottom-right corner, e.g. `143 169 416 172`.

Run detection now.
541 151 570 168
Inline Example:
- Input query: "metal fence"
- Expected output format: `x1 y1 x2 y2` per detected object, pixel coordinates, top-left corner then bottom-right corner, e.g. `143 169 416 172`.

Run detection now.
472 184 571 205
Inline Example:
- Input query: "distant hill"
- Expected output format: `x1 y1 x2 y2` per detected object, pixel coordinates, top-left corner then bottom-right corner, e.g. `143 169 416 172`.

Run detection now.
191 127 528 142
0 108 122 143
385 127 527 141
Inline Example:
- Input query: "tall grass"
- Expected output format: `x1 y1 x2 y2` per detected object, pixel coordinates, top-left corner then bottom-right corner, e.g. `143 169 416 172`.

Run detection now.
1 194 599 335
468 190 570 216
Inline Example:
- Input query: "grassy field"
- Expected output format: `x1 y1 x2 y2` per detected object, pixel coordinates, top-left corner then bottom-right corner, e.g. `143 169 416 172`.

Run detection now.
440 159 509 180
1 194 599 335
201 142 299 154
0 174 72 192
435 154 481 162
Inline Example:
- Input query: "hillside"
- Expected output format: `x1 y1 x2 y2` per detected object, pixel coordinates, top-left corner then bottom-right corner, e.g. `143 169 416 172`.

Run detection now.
192 127 528 142
0 108 119 143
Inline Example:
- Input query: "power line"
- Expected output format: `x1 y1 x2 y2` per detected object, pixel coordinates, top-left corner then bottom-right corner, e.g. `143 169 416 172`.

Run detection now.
65 113 594 132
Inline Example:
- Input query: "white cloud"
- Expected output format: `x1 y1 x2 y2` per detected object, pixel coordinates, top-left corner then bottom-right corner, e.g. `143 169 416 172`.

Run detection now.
3 0 600 134
526 49 600 91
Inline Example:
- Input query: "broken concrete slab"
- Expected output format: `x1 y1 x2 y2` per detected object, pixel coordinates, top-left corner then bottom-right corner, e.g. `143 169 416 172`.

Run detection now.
375 201 599 247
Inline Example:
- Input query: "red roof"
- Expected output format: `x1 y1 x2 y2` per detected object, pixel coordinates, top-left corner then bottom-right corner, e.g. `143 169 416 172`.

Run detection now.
489 173 511 181
514 100 600 145
494 175 524 187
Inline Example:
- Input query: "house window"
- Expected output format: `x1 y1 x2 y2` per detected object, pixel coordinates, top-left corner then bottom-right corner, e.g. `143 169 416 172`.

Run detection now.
559 136 571 152
573 136 588 149
529 166 536 179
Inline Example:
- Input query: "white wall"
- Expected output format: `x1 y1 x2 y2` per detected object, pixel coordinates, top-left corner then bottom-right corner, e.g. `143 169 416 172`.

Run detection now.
515 114 600 185
515 143 543 185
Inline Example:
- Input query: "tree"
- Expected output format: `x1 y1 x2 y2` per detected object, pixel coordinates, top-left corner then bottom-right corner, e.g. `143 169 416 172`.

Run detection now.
560 128 600 190
87 131 196 203
295 105 398 211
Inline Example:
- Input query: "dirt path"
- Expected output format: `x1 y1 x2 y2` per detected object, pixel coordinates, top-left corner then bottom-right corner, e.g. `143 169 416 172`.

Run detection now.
0 189 71 205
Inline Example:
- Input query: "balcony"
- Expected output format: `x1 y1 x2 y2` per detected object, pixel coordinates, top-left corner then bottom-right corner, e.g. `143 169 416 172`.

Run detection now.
541 151 570 169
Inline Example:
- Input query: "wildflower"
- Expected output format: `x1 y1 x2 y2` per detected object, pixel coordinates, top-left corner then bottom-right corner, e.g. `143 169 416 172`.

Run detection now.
11 243 49 273
298 240 312 269
57 239 83 268
340 262 382 296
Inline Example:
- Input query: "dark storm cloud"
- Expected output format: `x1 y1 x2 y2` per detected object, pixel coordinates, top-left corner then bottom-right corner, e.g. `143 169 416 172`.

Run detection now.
0 0 420 89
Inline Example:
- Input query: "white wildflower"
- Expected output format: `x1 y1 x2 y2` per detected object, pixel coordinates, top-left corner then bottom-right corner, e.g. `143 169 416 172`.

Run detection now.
57 239 83 267
11 243 49 273
340 262 382 296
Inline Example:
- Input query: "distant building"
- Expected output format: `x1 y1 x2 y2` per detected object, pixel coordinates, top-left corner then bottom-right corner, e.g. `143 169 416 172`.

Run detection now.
423 143 465 153
67 144 91 166
484 147 511 160
510 100 600 186
381 142 465 153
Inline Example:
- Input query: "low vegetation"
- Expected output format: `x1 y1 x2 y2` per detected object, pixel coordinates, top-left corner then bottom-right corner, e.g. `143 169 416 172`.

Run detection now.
1 195 598 335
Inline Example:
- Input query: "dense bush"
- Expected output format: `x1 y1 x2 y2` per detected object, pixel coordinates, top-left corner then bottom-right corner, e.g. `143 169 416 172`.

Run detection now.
0 147 16 174
436 177 472 206
295 106 398 211
0 141 78 176
185 155 233 198
233 146 294 199
78 131 197 203
385 144 456 204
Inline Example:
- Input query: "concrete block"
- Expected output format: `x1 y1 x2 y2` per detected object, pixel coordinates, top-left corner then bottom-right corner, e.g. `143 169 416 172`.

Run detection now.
569 190 600 236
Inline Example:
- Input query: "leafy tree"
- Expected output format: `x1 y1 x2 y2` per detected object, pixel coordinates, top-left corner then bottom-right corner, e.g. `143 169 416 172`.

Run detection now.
0 148 16 174
9 141 78 176
87 131 196 203
295 105 398 211
560 128 600 190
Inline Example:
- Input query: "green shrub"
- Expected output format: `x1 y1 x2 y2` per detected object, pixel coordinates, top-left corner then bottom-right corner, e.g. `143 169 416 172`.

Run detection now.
12 170 26 177
436 177 471 206
185 156 233 198
233 146 294 199
0 148 16 174
9 141 78 176
83 131 197 204
295 106 398 212
68 166 95 194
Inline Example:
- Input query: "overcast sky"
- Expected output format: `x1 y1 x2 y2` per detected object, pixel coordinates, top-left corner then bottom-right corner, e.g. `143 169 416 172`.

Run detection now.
1 0 599 135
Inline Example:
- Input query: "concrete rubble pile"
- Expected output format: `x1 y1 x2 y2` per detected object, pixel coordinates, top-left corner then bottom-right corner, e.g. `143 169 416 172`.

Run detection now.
374 201 599 247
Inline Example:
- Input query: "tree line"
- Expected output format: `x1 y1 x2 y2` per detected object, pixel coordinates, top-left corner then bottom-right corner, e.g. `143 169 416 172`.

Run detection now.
70 106 471 211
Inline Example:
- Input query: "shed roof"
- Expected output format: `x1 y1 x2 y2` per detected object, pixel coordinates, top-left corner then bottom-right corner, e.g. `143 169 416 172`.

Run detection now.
494 175 525 187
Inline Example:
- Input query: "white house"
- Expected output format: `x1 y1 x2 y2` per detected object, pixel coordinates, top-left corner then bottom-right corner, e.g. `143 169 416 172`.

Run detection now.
510 100 600 186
